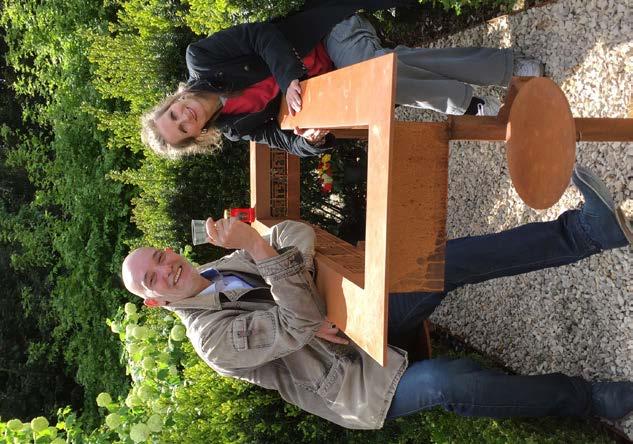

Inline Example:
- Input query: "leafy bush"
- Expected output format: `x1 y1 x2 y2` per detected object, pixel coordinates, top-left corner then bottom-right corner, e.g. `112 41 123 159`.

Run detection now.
430 0 517 14
0 0 136 424
181 0 305 34
0 305 614 443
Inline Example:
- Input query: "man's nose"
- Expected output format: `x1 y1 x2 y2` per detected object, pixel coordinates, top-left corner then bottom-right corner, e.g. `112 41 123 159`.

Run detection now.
157 264 172 279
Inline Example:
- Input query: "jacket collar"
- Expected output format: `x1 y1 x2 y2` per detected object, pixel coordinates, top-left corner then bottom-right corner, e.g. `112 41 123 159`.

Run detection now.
164 263 268 312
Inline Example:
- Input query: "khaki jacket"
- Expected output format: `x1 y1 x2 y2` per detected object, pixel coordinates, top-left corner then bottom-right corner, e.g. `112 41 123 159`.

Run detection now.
167 221 407 429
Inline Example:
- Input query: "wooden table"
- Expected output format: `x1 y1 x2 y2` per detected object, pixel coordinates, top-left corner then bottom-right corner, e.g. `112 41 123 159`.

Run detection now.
250 54 633 365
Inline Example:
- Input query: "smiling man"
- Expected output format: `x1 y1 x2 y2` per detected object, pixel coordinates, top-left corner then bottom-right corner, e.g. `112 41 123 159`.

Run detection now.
123 247 208 305
122 165 633 430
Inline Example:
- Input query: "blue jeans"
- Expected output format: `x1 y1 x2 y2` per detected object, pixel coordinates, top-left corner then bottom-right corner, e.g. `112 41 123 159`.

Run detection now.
386 209 600 419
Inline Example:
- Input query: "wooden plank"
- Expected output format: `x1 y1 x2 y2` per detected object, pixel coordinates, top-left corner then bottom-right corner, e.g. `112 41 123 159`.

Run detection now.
252 220 365 290
249 142 271 220
250 143 300 220
278 53 396 131
311 226 365 337
388 122 448 293
278 54 398 365
448 115 506 141
312 225 364 288
254 220 434 361
574 118 633 142
252 219 367 344
330 129 368 140
286 154 301 219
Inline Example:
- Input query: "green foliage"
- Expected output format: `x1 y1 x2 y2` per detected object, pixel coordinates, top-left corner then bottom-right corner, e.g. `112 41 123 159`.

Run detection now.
0 307 615 443
2 0 251 427
182 0 305 34
85 0 249 264
428 0 517 15
1 0 135 426
300 143 368 246
86 28 191 115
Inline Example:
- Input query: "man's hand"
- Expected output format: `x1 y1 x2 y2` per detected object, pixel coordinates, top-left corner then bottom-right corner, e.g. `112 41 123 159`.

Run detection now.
205 217 277 260
315 320 349 345
286 79 302 116
206 217 258 250
294 127 329 146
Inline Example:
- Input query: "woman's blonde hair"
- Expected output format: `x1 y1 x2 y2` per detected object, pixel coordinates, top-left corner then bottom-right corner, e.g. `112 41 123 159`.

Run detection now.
140 84 222 159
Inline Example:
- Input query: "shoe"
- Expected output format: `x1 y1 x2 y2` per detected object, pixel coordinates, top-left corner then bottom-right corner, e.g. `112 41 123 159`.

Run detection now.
591 381 633 420
572 165 631 249
513 57 544 77
475 95 501 116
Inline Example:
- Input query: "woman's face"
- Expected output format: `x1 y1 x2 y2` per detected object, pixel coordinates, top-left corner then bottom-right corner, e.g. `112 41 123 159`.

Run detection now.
155 93 219 145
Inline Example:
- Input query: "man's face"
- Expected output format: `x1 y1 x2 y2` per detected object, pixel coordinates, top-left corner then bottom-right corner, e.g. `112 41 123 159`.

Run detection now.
122 247 204 305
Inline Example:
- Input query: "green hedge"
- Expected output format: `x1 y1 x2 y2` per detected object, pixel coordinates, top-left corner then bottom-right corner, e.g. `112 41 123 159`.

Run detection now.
0 306 613 443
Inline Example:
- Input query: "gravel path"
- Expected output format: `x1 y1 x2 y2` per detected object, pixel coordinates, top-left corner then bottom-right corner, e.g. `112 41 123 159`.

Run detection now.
396 0 633 436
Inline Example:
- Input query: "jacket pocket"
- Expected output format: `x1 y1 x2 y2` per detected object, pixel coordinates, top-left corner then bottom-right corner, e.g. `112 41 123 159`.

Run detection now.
231 312 276 351
316 353 351 402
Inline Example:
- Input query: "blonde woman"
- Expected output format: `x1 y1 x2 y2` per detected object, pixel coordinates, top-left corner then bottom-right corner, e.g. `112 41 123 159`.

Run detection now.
142 1 542 158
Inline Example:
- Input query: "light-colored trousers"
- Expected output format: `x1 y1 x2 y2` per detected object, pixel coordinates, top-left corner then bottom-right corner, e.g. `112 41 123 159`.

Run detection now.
323 15 513 115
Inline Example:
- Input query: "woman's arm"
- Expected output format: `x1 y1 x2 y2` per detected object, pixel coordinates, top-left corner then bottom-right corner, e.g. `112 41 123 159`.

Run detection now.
186 22 306 94
224 120 335 157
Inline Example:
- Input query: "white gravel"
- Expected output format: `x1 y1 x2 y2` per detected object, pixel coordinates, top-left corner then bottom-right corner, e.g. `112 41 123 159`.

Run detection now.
396 0 633 436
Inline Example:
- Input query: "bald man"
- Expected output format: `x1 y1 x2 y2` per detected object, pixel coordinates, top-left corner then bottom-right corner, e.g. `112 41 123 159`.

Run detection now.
122 165 633 430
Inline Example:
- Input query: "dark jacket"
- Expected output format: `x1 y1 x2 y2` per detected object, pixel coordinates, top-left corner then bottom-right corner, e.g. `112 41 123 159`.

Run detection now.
185 0 413 156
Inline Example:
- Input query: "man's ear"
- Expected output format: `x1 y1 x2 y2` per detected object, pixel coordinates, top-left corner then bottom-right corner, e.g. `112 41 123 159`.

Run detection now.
143 298 164 308
165 247 174 254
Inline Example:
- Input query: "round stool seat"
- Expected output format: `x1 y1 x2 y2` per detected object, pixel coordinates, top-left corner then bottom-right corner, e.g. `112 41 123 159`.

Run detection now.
506 78 576 209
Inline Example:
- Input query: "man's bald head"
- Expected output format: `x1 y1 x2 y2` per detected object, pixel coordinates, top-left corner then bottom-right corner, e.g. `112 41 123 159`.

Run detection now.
122 247 209 306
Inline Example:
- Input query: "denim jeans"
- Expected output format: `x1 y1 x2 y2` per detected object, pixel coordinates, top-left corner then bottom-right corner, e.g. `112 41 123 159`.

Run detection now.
386 209 600 419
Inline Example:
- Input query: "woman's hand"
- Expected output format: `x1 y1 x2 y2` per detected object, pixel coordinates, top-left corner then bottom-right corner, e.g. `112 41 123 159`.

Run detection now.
294 127 329 146
286 79 302 116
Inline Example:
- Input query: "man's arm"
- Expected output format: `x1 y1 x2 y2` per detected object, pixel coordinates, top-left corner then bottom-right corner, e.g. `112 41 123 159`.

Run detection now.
264 219 317 274
202 218 347 360
187 246 325 370
261 220 347 345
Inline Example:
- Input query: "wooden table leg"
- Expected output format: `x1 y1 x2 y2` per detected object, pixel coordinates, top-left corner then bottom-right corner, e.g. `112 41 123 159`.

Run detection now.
574 118 633 142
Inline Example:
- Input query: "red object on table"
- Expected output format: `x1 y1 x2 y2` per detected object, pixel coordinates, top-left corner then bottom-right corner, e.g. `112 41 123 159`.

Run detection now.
229 207 256 224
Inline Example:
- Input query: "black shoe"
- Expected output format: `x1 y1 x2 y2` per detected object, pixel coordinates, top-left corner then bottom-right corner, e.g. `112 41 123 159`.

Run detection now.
572 165 632 249
591 381 633 420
